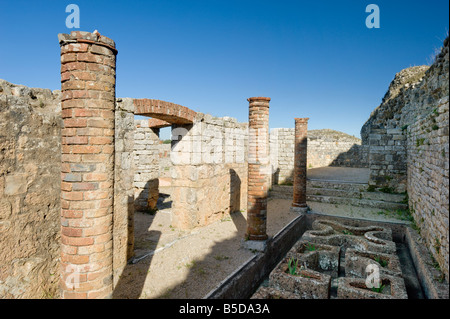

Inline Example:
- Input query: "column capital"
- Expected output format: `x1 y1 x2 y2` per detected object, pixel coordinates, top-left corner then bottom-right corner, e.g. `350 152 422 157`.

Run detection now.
58 30 118 55
294 117 309 123
247 97 271 104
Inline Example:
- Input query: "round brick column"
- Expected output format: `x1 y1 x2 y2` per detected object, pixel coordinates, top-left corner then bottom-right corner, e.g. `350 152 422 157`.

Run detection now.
59 31 117 299
292 118 309 210
246 97 271 241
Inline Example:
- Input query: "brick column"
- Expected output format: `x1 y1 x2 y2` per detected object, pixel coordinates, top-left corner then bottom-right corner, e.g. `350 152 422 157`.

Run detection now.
246 97 270 242
59 31 117 299
292 118 309 212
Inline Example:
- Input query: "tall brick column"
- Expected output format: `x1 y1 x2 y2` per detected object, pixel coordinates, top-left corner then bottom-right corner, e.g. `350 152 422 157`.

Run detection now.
292 118 309 212
59 31 117 299
246 97 270 243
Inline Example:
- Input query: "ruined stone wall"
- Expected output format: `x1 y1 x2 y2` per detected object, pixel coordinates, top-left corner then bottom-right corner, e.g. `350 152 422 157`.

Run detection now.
361 65 431 193
133 119 161 212
0 80 61 298
407 96 449 282
113 98 135 286
361 37 449 281
170 114 248 229
406 39 449 281
270 128 368 185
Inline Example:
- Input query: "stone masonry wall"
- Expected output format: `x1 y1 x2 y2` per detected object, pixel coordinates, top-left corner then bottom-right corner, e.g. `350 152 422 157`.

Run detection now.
113 97 135 286
133 119 161 212
407 96 449 282
362 36 449 281
0 80 61 298
405 39 449 281
170 113 248 229
270 128 368 185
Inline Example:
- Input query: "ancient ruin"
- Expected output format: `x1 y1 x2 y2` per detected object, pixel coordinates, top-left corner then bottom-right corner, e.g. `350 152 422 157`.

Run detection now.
0 30 448 300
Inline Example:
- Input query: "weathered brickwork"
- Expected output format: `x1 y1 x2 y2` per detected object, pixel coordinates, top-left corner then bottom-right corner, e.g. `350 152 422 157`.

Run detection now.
246 97 270 241
59 31 117 299
292 118 308 209
270 128 368 185
134 99 197 124
0 80 61 298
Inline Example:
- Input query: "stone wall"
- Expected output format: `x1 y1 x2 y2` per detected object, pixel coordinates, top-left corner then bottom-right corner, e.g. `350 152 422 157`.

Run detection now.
361 36 449 281
407 96 449 282
0 79 61 298
270 128 368 185
170 113 248 229
406 40 449 281
133 119 161 212
361 65 431 193
113 97 135 285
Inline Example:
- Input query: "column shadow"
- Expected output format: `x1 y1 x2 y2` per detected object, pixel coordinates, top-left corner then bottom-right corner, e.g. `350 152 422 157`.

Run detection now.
149 168 250 299
113 179 161 299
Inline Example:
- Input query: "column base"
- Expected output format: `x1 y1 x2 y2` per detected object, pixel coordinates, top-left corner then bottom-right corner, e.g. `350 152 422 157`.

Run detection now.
242 239 268 252
290 205 309 214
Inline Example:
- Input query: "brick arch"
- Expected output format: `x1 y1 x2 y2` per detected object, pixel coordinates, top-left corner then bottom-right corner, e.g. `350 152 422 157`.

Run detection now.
134 99 197 125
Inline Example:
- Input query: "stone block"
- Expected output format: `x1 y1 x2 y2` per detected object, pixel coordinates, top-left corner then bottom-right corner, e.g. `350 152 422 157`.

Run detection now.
4 174 28 195
337 275 408 299
287 240 340 278
345 248 403 278
269 256 331 299
301 219 396 254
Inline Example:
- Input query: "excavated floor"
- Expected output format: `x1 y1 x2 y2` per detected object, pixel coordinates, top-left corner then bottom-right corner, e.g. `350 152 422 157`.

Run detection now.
252 217 425 299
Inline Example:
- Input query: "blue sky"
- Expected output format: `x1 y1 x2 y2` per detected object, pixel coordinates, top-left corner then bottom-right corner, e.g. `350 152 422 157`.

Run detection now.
0 0 448 140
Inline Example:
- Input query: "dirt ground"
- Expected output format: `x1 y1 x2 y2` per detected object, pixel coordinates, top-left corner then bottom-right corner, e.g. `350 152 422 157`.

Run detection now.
112 198 298 299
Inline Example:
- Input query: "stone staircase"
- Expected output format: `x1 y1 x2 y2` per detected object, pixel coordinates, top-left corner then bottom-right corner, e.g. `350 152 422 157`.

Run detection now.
270 179 408 211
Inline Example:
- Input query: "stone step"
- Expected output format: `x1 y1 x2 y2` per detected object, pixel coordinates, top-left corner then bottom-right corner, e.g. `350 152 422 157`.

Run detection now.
307 179 368 192
305 194 408 211
307 187 406 203
271 184 406 203
269 184 408 211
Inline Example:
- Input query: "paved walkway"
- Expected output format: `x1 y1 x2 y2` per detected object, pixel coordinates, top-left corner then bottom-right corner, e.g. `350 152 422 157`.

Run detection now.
307 167 370 183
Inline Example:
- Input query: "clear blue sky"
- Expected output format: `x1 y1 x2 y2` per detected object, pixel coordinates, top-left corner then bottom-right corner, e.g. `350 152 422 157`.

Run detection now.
0 0 448 140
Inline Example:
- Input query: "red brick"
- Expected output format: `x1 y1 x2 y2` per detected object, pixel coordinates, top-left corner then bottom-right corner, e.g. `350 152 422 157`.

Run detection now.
64 118 87 128
62 291 88 299
71 145 101 154
83 173 108 182
61 234 94 246
61 210 84 219
62 191 83 201
72 182 98 191
64 136 89 145
61 253 90 264
62 226 83 237
89 136 113 145
69 71 97 81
